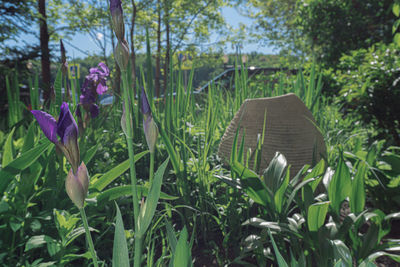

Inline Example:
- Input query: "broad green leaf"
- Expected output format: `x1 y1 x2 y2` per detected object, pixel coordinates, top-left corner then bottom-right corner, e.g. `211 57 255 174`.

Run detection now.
19 162 42 196
65 227 87 247
231 160 270 206
358 260 378 267
394 33 400 47
0 140 51 194
25 235 56 252
350 161 367 213
307 201 330 232
331 240 352 267
21 122 35 153
165 219 178 253
112 203 129 267
381 153 400 174
304 159 325 192
91 150 148 191
137 158 169 237
393 19 400 34
359 223 380 259
82 143 100 166
328 153 351 216
274 167 290 214
173 226 190 267
393 3 400 17
262 152 287 193
243 218 294 234
268 229 289 267
95 185 178 203
2 127 15 167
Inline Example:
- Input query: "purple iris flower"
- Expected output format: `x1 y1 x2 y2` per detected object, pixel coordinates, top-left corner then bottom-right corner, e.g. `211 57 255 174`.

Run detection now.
78 62 109 118
31 102 80 173
87 62 110 95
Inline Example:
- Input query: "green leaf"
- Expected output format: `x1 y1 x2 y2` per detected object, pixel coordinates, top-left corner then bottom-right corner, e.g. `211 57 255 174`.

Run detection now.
393 19 400 34
54 66 63 109
350 161 367 213
137 158 169 237
231 160 270 206
173 226 190 267
393 3 400 17
331 240 352 267
328 152 351 216
82 143 100 166
165 219 178 254
21 122 35 153
112 203 129 267
274 167 290 214
394 33 400 47
65 227 87 247
304 159 325 192
25 235 56 252
2 127 15 167
95 184 178 203
91 150 148 191
268 229 289 267
307 201 330 232
262 152 287 193
0 140 51 194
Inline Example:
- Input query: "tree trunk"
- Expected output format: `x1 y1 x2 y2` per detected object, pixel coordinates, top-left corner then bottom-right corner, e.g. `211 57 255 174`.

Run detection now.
155 0 161 98
130 0 137 98
38 0 51 105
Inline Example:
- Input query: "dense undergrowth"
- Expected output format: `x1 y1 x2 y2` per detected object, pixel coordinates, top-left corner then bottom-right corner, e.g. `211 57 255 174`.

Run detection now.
1 56 400 267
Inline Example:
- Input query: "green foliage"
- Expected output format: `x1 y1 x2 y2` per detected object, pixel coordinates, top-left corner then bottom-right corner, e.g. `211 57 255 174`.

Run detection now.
2 54 400 266
297 0 395 66
112 203 130 267
336 42 400 145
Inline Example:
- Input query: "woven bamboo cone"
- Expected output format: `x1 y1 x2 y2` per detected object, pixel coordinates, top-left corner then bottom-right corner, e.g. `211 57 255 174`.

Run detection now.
218 93 326 176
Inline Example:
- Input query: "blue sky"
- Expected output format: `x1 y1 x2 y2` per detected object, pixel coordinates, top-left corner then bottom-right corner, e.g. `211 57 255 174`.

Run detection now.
5 6 277 59
61 6 276 58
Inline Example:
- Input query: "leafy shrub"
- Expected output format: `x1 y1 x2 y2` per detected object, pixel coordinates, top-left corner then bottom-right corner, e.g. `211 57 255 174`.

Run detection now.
336 42 400 146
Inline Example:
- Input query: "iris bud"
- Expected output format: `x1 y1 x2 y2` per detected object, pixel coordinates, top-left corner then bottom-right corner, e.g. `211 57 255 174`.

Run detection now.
110 0 125 41
65 162 89 209
144 116 158 153
114 40 130 71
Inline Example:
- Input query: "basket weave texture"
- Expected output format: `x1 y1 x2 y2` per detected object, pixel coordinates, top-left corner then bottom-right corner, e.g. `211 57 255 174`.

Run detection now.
218 93 326 176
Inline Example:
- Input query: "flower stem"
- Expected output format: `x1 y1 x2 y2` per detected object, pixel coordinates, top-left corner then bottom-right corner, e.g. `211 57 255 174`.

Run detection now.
149 152 155 184
121 70 142 267
79 207 99 267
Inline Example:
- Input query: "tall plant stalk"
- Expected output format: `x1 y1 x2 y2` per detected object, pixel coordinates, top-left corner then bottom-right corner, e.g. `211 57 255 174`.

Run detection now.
79 208 99 267
121 70 142 267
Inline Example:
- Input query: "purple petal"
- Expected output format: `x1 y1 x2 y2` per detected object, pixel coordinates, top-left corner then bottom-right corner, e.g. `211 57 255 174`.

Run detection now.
141 87 151 116
57 102 78 145
89 67 98 75
97 62 110 76
80 90 96 105
90 104 99 118
110 0 122 15
87 72 99 83
31 110 58 143
80 78 90 93
96 79 108 95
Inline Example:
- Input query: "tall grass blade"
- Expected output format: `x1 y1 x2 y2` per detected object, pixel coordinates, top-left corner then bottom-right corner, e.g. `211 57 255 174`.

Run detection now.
112 203 130 267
